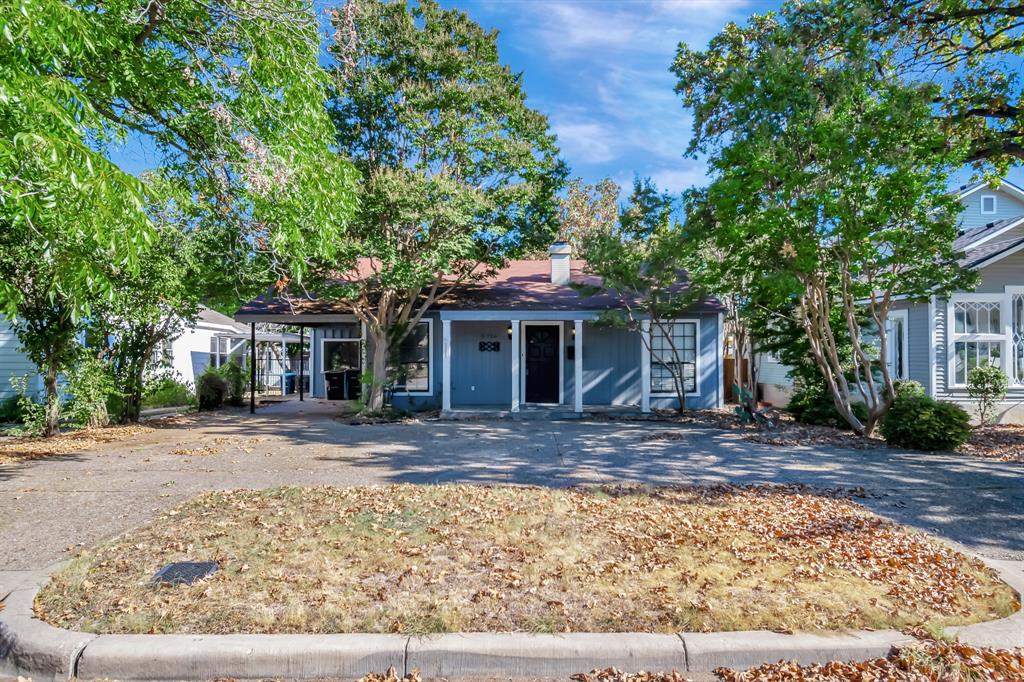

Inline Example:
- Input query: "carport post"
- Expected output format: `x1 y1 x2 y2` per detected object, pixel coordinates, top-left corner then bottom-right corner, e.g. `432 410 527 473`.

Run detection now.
299 325 305 401
249 323 256 414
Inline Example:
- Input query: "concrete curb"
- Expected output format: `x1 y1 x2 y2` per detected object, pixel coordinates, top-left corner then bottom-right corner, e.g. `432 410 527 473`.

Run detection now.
1 559 1020 681
0 579 96 681
948 557 1024 649
407 632 685 678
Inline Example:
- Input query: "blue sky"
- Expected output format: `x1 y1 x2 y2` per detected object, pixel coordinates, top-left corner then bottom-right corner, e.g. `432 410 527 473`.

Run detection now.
114 0 1022 193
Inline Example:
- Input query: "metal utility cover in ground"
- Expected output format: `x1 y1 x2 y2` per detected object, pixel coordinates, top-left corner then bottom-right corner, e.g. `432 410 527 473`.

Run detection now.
151 561 218 586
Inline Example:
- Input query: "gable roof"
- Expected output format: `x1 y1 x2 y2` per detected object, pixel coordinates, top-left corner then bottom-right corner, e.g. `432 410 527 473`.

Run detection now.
960 235 1024 270
236 259 724 318
955 178 1024 202
954 216 1024 252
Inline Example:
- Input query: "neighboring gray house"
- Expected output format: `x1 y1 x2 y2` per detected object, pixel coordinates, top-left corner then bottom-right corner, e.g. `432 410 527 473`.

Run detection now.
235 243 726 415
759 179 1024 423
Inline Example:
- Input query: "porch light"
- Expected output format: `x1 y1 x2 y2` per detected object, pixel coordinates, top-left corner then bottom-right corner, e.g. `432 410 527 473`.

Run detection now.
507 323 513 339
571 325 576 337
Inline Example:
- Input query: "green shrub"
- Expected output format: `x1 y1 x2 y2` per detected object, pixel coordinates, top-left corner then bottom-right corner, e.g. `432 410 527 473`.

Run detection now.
217 360 246 407
142 375 196 409
66 355 116 428
893 379 925 399
787 377 868 430
967 364 1008 425
880 395 972 451
8 375 47 436
0 395 23 423
197 369 228 410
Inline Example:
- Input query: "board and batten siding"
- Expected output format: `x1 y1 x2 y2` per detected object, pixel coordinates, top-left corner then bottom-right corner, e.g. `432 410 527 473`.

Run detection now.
649 312 722 411
0 322 39 401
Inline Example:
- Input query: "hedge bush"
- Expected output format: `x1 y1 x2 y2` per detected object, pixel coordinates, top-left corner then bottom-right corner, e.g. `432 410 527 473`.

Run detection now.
197 370 228 410
880 395 972 451
142 375 197 409
787 378 868 430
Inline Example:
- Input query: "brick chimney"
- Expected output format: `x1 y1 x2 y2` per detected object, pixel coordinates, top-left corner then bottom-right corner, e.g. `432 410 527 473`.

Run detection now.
549 241 571 285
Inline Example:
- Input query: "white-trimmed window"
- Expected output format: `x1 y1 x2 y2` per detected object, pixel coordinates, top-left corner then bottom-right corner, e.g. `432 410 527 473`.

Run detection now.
1013 291 1024 385
949 298 1004 386
393 319 432 395
650 319 699 395
886 310 909 381
980 194 997 215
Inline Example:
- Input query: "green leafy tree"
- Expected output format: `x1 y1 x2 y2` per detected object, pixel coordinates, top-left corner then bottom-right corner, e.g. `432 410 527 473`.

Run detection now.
321 0 565 411
967 364 1008 426
87 180 206 423
580 179 698 414
1 0 358 433
790 1 1024 172
550 177 620 258
674 12 977 436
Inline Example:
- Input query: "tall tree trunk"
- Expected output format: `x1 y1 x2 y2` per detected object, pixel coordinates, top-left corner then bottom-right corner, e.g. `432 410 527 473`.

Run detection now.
43 360 60 437
366 328 389 412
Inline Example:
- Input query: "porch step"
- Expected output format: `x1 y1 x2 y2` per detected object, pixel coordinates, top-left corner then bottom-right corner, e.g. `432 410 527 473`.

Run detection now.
440 407 656 421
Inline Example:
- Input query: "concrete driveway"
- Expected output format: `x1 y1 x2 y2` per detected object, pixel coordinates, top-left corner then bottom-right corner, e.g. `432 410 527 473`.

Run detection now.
1 403 1022 591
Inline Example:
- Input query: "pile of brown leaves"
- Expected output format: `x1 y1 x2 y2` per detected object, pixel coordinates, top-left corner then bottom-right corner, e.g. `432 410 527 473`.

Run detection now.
358 666 421 682
0 414 194 465
573 668 693 682
643 410 887 451
960 424 1024 463
714 640 1024 680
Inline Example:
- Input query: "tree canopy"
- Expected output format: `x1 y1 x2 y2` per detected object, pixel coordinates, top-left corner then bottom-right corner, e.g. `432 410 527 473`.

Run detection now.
322 0 565 410
674 7 978 435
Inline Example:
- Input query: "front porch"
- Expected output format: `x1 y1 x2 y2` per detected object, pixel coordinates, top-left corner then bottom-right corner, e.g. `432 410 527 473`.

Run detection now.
439 314 652 416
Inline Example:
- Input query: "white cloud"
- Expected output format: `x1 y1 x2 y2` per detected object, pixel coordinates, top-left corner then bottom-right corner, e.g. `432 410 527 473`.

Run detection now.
551 116 621 164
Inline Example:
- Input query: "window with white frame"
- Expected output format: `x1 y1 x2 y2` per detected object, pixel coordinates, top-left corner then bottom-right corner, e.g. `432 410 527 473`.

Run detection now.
950 300 1003 386
886 310 909 381
980 195 997 214
650 320 698 394
393 320 432 394
1013 293 1024 385
151 339 173 367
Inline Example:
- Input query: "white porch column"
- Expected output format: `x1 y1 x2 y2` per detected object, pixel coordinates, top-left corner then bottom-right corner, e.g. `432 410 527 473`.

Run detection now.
641 319 651 413
717 313 725 408
574 319 583 413
511 320 521 412
280 332 287 395
442 319 452 412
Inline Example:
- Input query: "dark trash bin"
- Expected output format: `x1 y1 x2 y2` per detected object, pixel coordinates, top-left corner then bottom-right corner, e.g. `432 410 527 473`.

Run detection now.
284 372 297 395
326 370 361 400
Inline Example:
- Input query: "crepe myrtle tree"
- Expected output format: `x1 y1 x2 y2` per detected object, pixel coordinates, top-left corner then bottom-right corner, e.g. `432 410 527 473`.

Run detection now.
321 0 565 412
674 12 978 436
579 179 698 414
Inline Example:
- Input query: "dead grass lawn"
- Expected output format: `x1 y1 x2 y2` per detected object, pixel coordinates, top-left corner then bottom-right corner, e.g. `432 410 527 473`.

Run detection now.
36 484 1016 635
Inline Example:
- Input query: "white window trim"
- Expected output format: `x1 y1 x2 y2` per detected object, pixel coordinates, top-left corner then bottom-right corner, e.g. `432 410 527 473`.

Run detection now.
1010 285 1024 387
391 317 434 397
649 318 701 398
519 320 564 406
980 194 998 215
945 293 1012 389
887 309 910 381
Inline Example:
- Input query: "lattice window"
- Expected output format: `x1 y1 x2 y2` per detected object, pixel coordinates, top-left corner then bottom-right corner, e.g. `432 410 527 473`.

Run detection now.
1013 294 1024 385
954 301 1001 334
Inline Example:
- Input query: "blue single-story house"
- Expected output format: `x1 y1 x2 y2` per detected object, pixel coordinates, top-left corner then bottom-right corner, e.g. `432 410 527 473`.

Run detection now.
235 243 726 416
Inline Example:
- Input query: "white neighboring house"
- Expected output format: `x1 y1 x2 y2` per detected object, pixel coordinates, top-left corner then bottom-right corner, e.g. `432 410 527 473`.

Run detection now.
158 307 252 386
0 307 254 403
758 178 1024 424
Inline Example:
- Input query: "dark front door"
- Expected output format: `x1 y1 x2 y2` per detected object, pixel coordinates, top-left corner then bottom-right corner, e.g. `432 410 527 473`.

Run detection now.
525 325 559 403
